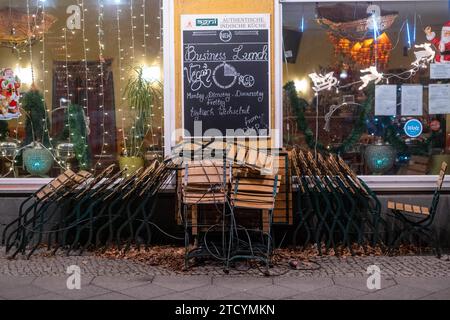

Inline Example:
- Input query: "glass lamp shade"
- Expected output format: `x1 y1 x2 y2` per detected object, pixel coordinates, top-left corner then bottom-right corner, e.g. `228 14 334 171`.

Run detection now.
0 142 18 158
364 144 396 174
23 146 54 176
56 142 75 162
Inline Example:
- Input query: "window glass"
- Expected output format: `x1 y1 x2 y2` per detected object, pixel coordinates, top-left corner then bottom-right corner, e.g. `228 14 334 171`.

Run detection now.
283 0 450 175
0 0 163 178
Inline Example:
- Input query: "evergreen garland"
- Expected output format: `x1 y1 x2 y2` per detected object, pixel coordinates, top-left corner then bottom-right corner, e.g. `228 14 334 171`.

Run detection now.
284 81 374 154
21 90 50 146
58 104 91 170
285 81 436 157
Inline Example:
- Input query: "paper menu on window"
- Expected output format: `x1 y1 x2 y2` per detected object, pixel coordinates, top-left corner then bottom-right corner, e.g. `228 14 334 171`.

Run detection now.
430 63 450 79
429 84 450 114
375 85 397 116
401 85 423 116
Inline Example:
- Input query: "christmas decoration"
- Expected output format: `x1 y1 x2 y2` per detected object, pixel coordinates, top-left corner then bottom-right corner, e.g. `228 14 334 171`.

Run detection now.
365 143 396 174
309 72 339 93
23 143 53 177
21 90 49 146
0 7 56 51
425 22 450 63
0 68 21 120
56 104 91 170
284 81 374 155
411 43 436 68
359 66 383 90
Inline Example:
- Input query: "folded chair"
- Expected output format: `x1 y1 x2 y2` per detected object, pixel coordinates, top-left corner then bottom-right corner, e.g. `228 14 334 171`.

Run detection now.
181 160 230 269
388 162 447 257
226 170 280 275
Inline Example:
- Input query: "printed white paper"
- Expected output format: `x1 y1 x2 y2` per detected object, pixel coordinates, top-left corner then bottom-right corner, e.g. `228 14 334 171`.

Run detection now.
430 63 450 79
401 85 423 116
375 85 397 116
429 84 450 114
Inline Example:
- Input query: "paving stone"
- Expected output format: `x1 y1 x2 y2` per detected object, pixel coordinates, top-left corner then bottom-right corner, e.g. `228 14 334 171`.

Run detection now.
22 292 72 300
188 285 239 300
419 288 450 300
119 283 174 300
87 292 135 300
310 285 367 300
32 275 94 292
219 292 264 300
275 277 333 292
333 276 397 293
357 285 432 300
246 285 300 300
152 276 211 291
0 275 36 287
91 275 153 291
394 277 450 292
152 292 202 300
56 285 111 300
0 284 50 300
287 292 333 300
213 276 272 290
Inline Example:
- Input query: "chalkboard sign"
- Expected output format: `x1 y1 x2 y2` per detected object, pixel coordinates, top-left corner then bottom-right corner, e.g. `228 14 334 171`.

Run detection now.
181 14 271 138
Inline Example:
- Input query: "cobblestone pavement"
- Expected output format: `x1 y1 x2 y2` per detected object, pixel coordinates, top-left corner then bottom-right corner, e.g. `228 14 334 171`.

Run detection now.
1 247 450 300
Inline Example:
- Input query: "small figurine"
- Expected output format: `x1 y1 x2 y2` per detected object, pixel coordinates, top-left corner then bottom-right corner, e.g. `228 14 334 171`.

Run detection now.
0 68 21 115
425 22 450 63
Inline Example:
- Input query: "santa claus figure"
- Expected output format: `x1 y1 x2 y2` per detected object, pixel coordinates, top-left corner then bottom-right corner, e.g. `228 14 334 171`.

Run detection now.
425 22 450 63
0 68 21 114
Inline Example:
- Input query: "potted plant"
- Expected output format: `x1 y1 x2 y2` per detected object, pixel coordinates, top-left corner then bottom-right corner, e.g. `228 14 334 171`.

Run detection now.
119 66 162 176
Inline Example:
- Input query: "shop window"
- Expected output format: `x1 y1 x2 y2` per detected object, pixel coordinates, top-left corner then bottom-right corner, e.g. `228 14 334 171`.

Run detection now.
282 0 450 175
0 0 163 178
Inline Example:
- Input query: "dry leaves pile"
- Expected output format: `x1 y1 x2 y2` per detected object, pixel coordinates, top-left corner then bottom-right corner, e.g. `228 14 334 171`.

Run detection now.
97 246 186 271
94 243 432 272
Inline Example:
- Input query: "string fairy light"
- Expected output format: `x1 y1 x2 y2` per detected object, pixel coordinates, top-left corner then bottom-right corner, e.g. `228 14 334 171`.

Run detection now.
38 0 54 151
130 0 136 62
116 0 128 156
142 0 147 58
62 26 72 155
94 0 108 171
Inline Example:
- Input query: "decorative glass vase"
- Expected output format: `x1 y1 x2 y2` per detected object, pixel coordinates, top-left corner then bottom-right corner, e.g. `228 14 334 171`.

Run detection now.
23 144 54 177
119 156 144 177
364 143 396 175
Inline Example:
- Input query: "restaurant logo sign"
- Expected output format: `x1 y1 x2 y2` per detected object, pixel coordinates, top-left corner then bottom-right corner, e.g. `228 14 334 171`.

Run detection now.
404 119 423 138
196 18 218 27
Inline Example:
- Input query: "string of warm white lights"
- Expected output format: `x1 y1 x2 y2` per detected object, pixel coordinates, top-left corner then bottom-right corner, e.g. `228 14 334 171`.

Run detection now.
25 0 35 85
142 0 147 58
38 0 54 151
95 0 108 171
158 0 164 151
78 0 90 117
116 2 127 156
130 0 136 62
63 26 72 151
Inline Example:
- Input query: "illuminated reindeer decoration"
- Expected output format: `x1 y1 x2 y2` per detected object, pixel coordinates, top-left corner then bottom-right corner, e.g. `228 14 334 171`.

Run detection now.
411 43 436 68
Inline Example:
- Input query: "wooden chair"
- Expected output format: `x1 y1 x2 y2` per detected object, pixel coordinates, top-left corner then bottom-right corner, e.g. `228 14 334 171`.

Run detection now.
387 162 447 257
180 160 230 269
226 170 281 275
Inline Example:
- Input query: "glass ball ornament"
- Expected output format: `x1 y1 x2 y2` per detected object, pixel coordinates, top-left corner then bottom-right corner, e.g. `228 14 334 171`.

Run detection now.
365 143 396 174
23 145 54 176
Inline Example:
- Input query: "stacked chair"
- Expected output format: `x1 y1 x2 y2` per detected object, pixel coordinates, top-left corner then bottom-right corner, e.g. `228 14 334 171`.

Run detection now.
178 141 282 273
2 160 177 258
291 147 386 255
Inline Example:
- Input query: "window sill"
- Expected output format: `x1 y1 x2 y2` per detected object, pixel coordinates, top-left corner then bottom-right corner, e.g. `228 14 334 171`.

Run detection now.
0 175 448 194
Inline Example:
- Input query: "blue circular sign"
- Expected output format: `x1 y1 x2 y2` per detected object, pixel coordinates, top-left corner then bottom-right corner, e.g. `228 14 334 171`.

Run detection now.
404 119 423 138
